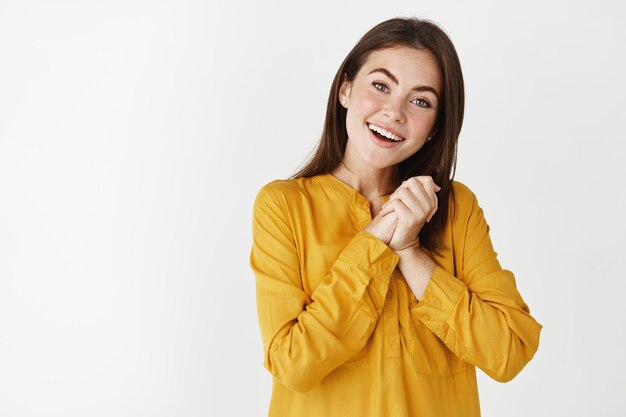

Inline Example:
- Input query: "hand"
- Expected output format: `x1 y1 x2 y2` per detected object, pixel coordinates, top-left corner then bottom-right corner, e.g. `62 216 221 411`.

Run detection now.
378 176 441 251
363 207 399 246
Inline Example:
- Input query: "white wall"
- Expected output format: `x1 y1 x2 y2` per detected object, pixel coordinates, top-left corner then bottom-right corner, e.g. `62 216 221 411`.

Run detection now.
1 0 624 415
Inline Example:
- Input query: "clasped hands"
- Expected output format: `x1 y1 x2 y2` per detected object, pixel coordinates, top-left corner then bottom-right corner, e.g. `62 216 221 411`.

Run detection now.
364 176 441 252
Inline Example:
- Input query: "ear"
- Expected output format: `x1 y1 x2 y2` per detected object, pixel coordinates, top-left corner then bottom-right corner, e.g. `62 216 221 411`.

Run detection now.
339 78 352 108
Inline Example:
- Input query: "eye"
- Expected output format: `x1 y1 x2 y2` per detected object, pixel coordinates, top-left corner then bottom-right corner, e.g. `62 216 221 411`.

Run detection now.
372 82 389 93
411 98 431 108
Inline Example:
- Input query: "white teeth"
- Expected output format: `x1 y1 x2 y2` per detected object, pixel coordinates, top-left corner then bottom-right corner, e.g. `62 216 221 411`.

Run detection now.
368 123 404 141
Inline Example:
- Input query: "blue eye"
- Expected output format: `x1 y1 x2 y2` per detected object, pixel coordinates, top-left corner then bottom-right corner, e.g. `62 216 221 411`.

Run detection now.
373 82 388 92
373 81 432 109
412 98 431 108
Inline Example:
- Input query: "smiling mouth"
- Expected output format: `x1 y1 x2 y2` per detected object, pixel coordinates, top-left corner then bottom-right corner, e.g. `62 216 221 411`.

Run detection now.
367 123 405 142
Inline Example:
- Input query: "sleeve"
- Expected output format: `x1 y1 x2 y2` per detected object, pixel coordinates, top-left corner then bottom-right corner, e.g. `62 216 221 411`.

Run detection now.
250 184 399 393
250 186 399 392
411 186 543 382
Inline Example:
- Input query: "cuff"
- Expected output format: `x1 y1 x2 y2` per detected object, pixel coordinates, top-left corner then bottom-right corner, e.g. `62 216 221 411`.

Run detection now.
411 264 466 334
338 230 399 303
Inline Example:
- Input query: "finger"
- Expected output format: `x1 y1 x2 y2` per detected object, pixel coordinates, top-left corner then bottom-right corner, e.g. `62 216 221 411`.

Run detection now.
414 177 439 221
383 185 430 225
419 175 442 193
399 178 432 218
384 182 407 204
414 177 438 222
384 177 439 217
390 197 415 223
386 187 424 214
427 193 438 222
378 201 396 217
383 196 426 228
378 210 398 238
379 197 401 216
413 177 437 207
385 180 419 207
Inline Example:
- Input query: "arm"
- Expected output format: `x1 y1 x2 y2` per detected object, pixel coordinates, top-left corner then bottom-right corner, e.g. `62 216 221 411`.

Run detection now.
403 187 543 382
250 184 399 393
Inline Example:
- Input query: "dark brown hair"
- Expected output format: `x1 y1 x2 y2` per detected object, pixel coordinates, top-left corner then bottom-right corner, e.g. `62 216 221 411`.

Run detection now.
289 17 465 255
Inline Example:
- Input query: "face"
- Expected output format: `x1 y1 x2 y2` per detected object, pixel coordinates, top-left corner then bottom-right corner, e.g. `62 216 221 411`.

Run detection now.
339 45 442 170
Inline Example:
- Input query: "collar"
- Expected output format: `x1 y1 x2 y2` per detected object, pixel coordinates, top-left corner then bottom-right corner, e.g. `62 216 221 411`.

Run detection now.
313 173 392 206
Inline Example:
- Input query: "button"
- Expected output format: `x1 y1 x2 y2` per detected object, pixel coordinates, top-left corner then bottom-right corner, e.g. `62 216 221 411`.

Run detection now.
386 289 392 299
386 310 395 318
272 343 278 351
382 260 391 269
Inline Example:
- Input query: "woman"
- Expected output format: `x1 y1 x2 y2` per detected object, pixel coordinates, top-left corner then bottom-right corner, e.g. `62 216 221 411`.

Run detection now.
250 17 542 417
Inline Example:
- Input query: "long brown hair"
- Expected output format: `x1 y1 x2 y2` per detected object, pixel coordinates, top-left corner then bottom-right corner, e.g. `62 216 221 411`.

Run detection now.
289 17 465 255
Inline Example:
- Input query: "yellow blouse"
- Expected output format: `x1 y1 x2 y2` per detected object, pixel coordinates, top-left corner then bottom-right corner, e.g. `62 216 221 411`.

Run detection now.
249 172 542 417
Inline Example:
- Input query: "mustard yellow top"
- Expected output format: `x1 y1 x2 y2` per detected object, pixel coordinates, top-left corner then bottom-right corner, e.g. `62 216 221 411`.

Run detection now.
249 173 542 417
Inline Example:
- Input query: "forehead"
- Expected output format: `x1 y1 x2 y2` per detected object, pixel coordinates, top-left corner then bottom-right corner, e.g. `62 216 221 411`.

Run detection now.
359 46 441 91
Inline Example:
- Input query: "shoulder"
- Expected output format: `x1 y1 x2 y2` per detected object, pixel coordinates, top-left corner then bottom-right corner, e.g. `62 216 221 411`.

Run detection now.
255 177 310 199
450 179 476 204
449 179 481 219
253 176 317 211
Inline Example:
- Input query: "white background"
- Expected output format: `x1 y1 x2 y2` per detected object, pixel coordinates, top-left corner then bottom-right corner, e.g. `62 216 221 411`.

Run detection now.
1 0 625 416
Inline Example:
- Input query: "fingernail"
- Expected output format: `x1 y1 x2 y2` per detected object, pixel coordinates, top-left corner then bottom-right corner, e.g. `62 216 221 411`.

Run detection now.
435 185 441 191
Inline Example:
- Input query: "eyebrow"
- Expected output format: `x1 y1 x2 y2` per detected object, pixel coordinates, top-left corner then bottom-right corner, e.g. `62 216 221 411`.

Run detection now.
368 68 439 99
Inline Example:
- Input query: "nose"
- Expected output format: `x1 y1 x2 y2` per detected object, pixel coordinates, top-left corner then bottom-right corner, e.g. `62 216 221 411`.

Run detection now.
383 97 405 123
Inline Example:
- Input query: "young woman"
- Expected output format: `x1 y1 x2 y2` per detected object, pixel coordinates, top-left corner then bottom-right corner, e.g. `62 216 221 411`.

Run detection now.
250 17 542 417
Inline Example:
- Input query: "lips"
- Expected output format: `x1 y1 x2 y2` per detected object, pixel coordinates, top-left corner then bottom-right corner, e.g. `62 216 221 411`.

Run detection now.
367 122 405 142
368 126 404 148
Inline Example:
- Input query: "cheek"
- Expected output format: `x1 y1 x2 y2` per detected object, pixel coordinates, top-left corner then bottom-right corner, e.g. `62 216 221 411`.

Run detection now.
353 89 383 114
395 141 427 163
346 91 382 134
408 112 438 136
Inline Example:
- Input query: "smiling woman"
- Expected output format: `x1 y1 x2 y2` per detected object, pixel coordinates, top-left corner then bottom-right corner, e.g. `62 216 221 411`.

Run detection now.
250 16 542 417
339 46 441 169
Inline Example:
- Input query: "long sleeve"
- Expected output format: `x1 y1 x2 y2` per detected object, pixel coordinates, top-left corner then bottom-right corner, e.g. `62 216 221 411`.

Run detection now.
250 183 399 393
411 186 543 382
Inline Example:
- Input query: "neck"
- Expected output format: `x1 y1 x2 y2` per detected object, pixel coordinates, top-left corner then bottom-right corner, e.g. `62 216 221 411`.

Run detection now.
330 160 399 200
